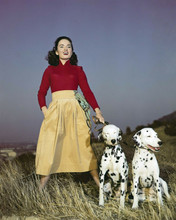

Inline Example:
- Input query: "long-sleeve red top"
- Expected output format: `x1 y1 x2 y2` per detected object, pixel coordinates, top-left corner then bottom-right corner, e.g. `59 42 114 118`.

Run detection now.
37 60 100 110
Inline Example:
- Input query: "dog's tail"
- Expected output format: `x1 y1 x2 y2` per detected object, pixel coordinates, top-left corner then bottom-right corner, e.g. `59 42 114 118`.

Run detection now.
160 177 171 200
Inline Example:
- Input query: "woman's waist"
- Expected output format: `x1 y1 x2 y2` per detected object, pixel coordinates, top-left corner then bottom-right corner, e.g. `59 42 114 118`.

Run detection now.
52 90 76 100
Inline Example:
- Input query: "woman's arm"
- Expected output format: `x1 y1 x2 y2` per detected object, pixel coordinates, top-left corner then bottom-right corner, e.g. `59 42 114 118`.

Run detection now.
95 108 104 124
38 67 50 109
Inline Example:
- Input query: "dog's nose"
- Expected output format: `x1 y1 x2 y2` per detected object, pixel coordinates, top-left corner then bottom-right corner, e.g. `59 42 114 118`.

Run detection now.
111 139 116 144
158 141 162 146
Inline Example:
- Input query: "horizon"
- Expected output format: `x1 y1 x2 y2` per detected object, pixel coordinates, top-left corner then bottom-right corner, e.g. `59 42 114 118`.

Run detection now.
0 109 174 144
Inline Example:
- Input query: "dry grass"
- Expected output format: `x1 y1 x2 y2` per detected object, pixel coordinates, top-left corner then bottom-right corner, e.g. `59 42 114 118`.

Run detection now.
0 127 176 219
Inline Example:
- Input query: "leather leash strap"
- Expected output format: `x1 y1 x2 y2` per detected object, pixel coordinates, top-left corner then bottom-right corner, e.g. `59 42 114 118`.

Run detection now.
92 116 109 133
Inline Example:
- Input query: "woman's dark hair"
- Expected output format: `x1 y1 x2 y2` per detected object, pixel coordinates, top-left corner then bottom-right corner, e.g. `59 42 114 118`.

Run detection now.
46 36 78 66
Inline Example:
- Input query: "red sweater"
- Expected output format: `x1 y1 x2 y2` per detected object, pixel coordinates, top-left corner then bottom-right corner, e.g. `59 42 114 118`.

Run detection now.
38 60 100 110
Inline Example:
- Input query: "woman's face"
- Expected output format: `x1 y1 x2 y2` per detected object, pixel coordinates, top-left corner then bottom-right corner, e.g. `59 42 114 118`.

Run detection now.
55 39 73 64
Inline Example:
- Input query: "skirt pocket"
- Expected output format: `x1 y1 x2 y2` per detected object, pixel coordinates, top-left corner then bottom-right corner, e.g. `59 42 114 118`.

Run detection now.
44 101 57 119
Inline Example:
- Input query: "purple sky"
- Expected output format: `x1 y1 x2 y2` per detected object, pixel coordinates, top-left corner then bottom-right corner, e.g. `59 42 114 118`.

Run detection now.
0 0 176 142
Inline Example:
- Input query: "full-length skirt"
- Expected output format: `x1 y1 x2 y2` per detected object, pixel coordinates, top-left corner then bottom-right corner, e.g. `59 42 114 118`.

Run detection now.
35 90 97 175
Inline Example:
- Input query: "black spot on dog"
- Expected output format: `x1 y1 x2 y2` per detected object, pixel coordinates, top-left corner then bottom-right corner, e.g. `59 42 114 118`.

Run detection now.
110 173 116 176
100 179 103 183
137 131 141 136
104 153 108 158
121 179 125 183
136 142 140 146
121 190 124 196
150 157 153 160
129 193 134 200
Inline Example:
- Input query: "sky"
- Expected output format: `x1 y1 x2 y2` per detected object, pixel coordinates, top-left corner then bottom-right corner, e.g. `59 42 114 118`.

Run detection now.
0 0 176 142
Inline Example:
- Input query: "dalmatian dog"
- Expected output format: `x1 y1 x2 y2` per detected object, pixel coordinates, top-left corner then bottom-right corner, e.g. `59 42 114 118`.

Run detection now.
99 124 128 208
132 128 170 209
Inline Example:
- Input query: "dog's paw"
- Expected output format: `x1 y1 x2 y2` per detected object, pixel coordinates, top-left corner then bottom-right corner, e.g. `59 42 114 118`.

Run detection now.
99 201 104 206
132 204 138 209
132 201 139 209
166 194 171 201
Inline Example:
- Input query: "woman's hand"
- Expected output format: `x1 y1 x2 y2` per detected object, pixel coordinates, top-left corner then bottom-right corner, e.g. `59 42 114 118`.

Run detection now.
41 106 48 118
95 108 105 124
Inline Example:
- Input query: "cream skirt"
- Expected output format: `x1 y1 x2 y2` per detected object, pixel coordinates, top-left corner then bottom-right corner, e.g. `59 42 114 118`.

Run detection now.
35 90 97 175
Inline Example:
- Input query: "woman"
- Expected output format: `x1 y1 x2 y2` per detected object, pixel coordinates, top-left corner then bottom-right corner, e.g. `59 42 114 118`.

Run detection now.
36 36 104 188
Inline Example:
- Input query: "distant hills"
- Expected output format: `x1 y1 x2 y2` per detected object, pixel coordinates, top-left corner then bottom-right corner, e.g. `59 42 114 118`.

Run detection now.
157 111 176 122
132 110 176 136
150 110 176 136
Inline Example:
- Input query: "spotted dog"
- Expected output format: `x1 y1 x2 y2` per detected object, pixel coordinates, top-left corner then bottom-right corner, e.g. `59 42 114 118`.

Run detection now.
99 124 128 208
132 128 170 209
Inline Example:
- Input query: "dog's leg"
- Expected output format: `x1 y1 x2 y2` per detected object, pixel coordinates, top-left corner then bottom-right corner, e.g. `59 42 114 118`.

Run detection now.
154 176 163 207
160 178 170 200
132 175 139 209
119 175 127 209
99 165 106 206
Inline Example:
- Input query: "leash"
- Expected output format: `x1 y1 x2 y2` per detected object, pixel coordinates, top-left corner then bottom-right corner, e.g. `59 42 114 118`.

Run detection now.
92 116 109 133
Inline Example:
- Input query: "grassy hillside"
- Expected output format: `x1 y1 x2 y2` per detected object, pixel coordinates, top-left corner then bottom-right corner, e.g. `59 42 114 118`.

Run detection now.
0 127 175 219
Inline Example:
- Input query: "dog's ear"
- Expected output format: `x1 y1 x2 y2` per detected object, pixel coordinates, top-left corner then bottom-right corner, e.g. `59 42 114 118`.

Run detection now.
119 129 123 136
98 131 104 141
118 129 123 141
133 131 142 147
